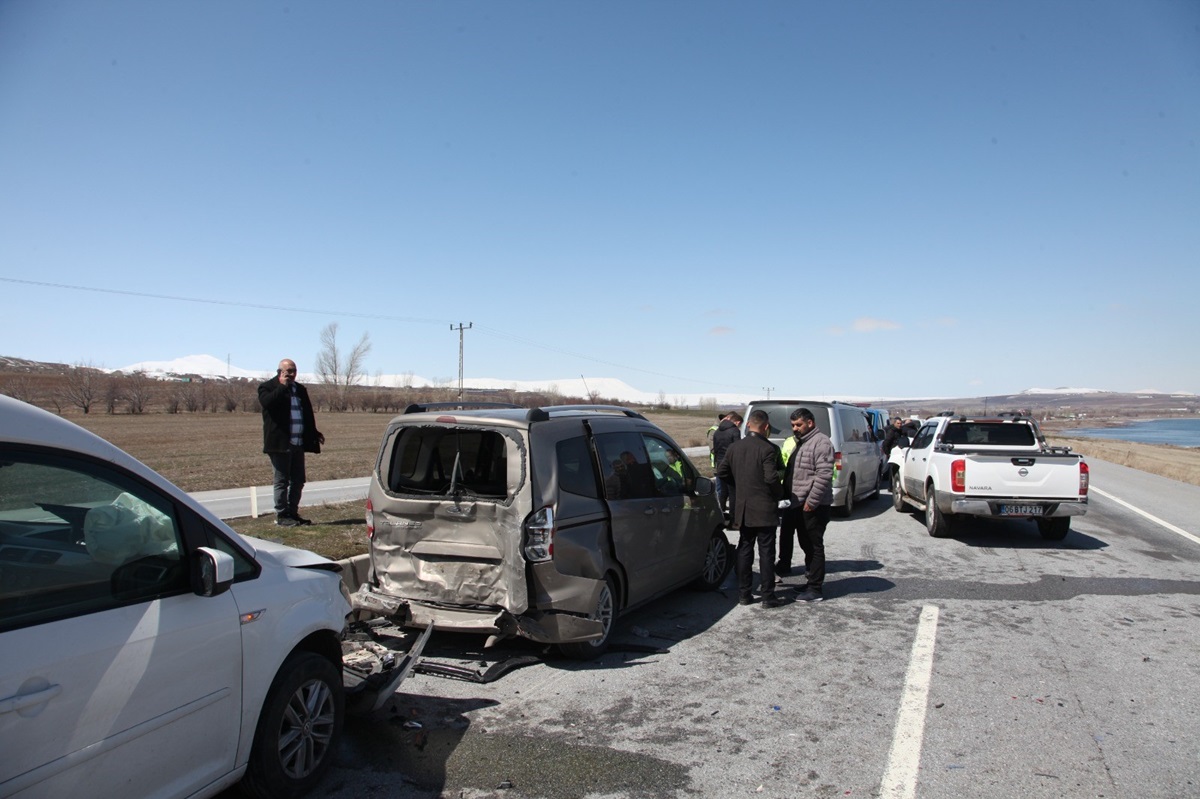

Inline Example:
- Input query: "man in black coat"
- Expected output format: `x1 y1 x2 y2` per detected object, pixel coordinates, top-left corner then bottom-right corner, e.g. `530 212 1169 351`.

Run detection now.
710 410 743 517
715 409 784 607
258 358 324 527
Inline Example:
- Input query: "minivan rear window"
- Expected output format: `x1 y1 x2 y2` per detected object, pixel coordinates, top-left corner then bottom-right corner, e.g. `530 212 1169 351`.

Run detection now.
386 426 510 499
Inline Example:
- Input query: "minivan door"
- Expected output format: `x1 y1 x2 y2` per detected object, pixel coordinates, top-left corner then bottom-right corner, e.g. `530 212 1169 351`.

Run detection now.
591 428 677 607
370 423 530 615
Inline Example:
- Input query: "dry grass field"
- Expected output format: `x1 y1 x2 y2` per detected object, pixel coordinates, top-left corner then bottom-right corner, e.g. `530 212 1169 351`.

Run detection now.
67 408 719 492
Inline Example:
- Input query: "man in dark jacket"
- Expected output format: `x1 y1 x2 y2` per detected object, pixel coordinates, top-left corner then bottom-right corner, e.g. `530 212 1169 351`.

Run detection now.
715 409 784 607
710 410 743 517
881 416 910 457
258 358 324 527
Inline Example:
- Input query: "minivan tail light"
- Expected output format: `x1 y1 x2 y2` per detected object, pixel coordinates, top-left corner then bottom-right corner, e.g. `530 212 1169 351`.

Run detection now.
523 506 555 562
1079 461 1090 496
365 497 375 539
951 459 966 493
833 452 843 483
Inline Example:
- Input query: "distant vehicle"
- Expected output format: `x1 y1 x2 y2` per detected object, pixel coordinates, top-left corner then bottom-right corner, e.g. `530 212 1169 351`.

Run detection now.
887 414 1089 540
355 403 732 659
741 399 883 517
0 395 424 799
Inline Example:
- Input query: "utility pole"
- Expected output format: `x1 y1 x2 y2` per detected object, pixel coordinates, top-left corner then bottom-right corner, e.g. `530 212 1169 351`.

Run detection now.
762 386 774 399
451 322 473 401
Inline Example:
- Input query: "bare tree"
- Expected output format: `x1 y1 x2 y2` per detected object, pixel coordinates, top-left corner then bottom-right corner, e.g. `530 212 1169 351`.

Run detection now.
315 322 372 411
1 375 40 406
124 371 155 414
60 362 102 414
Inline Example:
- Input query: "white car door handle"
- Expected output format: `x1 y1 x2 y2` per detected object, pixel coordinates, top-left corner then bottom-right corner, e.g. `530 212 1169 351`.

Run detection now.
0 683 62 715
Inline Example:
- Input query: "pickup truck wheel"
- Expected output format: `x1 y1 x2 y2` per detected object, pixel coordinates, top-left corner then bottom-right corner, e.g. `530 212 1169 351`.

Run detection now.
558 575 617 660
891 471 910 512
692 529 733 590
839 477 856 517
241 651 344 799
1037 517 1071 541
925 488 950 538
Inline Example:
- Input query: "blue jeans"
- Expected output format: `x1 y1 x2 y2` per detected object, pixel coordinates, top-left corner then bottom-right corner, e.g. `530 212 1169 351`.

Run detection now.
268 449 306 516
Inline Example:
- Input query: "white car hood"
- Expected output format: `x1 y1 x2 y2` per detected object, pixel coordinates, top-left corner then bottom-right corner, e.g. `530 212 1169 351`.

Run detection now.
242 535 339 570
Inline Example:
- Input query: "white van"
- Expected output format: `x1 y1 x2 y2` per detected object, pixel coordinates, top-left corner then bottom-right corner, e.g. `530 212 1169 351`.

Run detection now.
741 399 883 516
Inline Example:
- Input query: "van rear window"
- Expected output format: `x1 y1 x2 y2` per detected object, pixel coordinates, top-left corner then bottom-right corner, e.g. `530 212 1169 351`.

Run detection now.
386 426 510 499
942 422 1036 447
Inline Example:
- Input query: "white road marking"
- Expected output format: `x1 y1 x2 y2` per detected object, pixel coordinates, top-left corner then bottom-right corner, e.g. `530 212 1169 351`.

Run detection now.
880 604 940 799
1090 487 1200 546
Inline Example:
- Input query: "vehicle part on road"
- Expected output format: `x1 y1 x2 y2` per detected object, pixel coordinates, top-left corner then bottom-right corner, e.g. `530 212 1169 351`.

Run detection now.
925 484 951 538
892 471 911 512
692 529 733 589
1036 517 1071 540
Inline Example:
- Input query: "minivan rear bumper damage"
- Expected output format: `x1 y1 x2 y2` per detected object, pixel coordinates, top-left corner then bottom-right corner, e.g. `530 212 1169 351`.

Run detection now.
350 585 604 644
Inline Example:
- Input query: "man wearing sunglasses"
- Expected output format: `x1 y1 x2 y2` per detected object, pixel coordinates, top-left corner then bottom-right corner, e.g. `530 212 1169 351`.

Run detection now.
258 358 325 527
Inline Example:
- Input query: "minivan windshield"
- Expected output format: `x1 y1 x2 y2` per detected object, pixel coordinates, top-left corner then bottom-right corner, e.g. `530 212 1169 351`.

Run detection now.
749 403 833 442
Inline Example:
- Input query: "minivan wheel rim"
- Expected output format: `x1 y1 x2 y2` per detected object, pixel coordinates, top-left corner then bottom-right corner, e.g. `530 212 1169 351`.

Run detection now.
702 535 727 583
278 678 336 779
588 583 614 647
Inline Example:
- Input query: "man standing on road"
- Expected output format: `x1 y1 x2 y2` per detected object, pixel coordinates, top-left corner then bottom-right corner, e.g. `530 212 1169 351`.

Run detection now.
258 358 324 527
711 410 743 519
716 409 784 608
783 407 835 602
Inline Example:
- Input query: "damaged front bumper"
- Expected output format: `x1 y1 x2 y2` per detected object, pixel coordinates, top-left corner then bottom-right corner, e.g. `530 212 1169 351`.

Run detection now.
342 620 433 713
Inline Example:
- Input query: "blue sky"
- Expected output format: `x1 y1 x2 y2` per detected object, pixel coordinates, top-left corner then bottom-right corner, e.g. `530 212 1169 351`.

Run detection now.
2 1 1197 400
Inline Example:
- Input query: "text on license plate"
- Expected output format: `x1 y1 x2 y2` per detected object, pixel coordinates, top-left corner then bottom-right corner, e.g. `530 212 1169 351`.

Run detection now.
999 504 1044 516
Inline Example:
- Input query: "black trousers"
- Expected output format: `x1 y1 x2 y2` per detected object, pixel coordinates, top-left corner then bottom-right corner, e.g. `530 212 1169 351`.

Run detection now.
736 525 777 598
796 504 831 589
268 449 306 515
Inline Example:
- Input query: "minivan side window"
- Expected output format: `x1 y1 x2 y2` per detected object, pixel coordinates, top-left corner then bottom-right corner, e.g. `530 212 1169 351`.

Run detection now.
555 436 600 498
0 449 187 633
594 433 657 500
642 435 692 496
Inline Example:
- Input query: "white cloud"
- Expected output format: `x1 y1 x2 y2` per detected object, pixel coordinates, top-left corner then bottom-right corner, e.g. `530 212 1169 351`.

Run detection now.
852 317 901 333
709 325 734 336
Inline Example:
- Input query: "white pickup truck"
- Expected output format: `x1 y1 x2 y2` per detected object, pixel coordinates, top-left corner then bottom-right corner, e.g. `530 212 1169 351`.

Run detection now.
887 415 1089 540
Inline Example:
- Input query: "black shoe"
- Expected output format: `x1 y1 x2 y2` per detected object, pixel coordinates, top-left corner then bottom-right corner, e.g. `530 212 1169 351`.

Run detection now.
738 594 757 606
774 562 791 576
291 513 313 526
761 594 785 609
275 515 298 527
796 587 824 603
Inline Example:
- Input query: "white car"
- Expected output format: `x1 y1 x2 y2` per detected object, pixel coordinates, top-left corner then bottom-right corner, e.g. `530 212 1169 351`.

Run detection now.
0 396 423 798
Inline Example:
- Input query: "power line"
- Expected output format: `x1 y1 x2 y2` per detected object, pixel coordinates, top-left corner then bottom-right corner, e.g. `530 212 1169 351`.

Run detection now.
2 276 755 393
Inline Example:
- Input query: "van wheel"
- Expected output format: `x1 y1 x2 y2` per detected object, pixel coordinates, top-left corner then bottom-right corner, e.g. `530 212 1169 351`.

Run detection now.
558 575 617 660
241 651 344 799
869 469 881 501
891 471 910 512
925 486 950 538
839 477 857 517
1037 517 1071 541
692 529 733 590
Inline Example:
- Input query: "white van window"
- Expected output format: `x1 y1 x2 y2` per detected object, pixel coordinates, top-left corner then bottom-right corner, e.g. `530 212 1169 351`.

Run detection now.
0 450 186 633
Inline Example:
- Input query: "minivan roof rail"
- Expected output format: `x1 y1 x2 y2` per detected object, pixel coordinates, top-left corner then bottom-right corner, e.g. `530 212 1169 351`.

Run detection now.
402 401 522 414
535 404 647 420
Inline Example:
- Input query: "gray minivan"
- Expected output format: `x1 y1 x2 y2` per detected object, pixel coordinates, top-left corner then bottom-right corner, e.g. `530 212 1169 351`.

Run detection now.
353 403 732 659
741 399 883 516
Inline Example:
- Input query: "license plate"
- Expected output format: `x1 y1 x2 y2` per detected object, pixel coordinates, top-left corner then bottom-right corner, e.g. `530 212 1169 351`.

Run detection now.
999 504 1043 516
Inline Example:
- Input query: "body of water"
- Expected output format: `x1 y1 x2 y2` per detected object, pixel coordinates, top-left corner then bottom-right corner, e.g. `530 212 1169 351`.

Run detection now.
1066 418 1200 448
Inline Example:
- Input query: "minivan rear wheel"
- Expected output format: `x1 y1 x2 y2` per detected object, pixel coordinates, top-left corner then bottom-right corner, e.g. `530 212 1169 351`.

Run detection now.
558 575 617 660
839 477 856 517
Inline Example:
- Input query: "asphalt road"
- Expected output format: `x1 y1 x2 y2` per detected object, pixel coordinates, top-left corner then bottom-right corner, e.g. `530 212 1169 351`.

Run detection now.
275 458 1200 799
